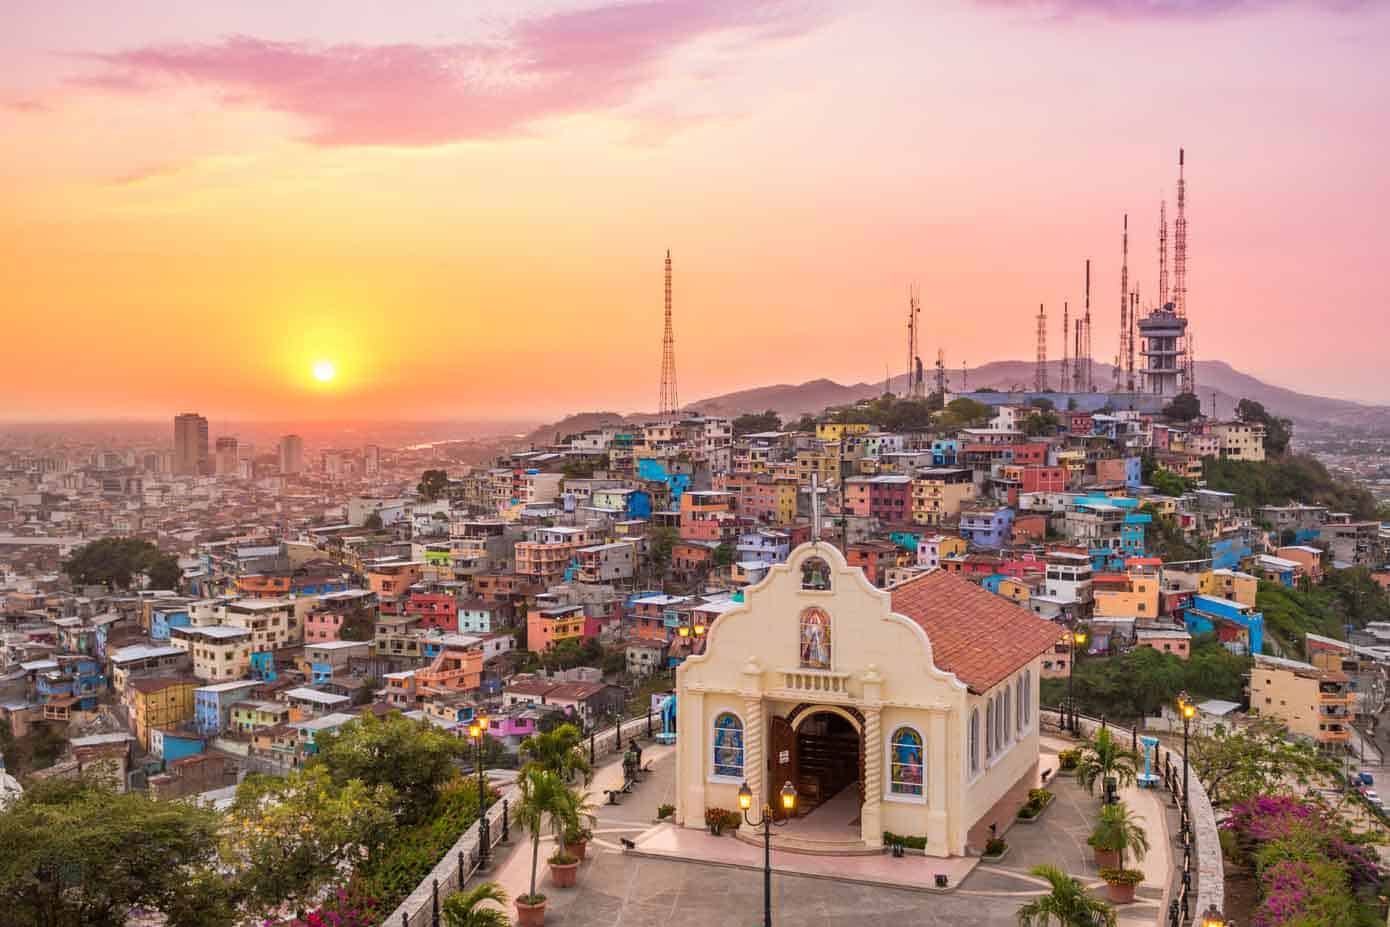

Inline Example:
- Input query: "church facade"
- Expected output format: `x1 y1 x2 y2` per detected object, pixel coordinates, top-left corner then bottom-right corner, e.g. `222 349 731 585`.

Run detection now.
674 543 1062 855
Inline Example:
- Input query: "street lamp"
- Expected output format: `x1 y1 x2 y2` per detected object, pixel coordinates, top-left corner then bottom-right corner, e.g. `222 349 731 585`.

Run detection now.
1066 628 1087 734
694 623 706 637
1199 904 1231 927
468 714 491 869
739 780 797 927
1178 691 1196 832
678 624 690 638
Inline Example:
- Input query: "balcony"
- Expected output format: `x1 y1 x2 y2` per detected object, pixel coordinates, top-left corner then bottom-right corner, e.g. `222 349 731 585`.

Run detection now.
778 668 852 696
1319 688 1353 706
1317 726 1351 743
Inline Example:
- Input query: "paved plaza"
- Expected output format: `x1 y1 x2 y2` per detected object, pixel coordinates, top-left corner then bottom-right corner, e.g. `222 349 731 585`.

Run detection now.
479 738 1172 926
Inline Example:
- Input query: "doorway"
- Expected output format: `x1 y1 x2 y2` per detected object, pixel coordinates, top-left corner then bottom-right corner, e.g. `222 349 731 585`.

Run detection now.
793 711 861 815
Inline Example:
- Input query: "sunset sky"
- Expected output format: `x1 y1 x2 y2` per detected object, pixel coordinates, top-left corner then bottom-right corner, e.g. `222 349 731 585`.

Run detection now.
3 0 1387 422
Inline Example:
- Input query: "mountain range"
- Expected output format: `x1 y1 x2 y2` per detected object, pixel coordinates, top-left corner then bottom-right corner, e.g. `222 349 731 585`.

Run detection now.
524 360 1389 445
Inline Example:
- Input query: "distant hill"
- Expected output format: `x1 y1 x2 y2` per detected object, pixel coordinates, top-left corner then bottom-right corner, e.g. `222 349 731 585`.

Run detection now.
520 360 1388 448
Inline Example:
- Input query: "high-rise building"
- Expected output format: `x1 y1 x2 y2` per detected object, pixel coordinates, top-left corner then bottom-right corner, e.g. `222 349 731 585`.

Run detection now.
364 444 380 476
173 413 209 476
214 436 239 476
279 434 304 475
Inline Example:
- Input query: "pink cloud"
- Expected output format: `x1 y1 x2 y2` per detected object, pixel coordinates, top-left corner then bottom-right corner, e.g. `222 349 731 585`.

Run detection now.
66 0 823 147
978 0 1367 17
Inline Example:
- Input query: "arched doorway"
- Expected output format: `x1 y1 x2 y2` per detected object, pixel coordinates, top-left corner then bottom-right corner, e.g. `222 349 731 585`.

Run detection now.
768 706 864 839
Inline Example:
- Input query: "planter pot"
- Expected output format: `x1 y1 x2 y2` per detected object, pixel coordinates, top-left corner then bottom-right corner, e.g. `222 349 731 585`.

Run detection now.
981 845 1010 863
564 839 588 862
1093 848 1121 869
709 824 722 837
1016 795 1055 824
515 897 547 927
548 860 580 888
1103 880 1137 904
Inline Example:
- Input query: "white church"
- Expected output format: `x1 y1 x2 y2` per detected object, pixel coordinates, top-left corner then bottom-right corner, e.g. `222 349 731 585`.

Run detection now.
674 543 1061 855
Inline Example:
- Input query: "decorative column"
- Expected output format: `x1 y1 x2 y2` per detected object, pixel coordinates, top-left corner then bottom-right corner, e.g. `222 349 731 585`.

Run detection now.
742 656 765 806
860 665 883 847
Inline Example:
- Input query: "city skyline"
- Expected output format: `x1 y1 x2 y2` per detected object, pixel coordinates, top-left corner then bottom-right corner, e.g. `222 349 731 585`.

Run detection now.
4 0 1388 421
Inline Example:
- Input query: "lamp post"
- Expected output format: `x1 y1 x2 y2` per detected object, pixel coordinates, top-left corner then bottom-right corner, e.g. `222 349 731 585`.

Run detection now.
1177 691 1195 834
468 714 491 870
1199 904 1231 927
739 780 797 927
1066 628 1087 734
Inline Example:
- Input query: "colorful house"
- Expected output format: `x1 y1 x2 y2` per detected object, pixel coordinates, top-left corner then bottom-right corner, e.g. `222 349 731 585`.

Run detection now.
128 676 199 750
1184 595 1265 656
194 680 262 735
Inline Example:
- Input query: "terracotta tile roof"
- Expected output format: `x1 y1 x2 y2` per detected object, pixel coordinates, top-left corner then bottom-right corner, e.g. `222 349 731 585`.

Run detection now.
890 570 1062 694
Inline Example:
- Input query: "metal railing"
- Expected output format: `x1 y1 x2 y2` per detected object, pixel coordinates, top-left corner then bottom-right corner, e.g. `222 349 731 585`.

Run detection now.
385 711 660 927
1040 708 1222 927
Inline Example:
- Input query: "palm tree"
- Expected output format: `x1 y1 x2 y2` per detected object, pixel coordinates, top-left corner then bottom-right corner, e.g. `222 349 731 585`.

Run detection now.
1017 864 1117 927
514 767 577 905
442 882 509 927
520 723 592 783
1076 728 1138 799
1089 801 1149 869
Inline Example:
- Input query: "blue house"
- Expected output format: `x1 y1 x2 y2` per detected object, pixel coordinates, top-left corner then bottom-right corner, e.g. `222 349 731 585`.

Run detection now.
1210 536 1253 571
960 506 1014 549
1121 513 1151 558
638 458 691 506
36 656 105 711
150 606 191 641
194 680 262 735
248 651 278 682
150 728 205 764
930 439 960 467
1184 594 1265 655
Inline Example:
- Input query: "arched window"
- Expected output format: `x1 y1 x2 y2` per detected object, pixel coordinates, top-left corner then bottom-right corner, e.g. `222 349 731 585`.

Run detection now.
1002 690 1012 746
1023 670 1032 727
985 700 995 759
1016 677 1024 733
712 712 744 779
889 727 924 797
969 708 980 774
799 606 832 669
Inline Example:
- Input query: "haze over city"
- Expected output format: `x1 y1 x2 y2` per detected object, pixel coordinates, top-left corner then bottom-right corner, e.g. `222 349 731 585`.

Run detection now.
4 0 1389 423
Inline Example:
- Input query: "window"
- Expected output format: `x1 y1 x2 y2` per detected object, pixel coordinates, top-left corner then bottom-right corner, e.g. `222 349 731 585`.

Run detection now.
985 700 995 759
799 607 832 669
1002 691 1012 746
1015 678 1024 733
889 727 924 797
712 713 744 779
969 708 980 774
1023 670 1032 726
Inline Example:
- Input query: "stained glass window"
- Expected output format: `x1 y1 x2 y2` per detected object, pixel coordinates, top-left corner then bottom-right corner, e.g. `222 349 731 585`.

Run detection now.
889 727 924 797
799 607 832 669
712 712 744 778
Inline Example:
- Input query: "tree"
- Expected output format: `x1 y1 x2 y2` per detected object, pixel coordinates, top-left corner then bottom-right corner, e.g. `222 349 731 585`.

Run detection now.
1188 717 1338 807
1147 467 1190 498
223 766 396 916
312 712 469 825
442 882 509 927
647 526 677 579
0 778 230 927
732 409 782 436
712 542 736 570
1088 801 1149 869
62 537 182 591
939 397 991 429
1015 864 1116 927
363 512 384 531
1075 728 1138 798
1020 411 1060 437
519 723 591 783
417 469 450 501
514 768 576 906
785 413 818 433
1162 392 1202 422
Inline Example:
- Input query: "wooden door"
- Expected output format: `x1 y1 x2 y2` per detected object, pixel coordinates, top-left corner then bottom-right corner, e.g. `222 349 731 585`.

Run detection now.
858 729 866 805
769 716 796 820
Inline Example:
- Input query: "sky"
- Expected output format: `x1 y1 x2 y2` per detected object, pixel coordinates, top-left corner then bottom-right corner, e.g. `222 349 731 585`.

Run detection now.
2 0 1388 422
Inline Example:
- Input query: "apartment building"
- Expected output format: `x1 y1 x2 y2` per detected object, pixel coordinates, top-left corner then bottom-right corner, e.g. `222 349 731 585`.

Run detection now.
910 468 976 527
1249 654 1353 751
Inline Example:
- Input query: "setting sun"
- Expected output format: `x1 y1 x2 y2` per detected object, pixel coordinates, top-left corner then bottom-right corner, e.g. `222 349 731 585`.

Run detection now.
312 360 336 383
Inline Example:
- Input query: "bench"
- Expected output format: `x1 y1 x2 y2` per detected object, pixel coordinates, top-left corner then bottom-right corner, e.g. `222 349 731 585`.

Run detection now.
604 788 624 805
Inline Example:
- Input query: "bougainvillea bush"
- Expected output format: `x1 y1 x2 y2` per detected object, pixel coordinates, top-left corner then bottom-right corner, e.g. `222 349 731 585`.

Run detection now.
1223 796 1385 927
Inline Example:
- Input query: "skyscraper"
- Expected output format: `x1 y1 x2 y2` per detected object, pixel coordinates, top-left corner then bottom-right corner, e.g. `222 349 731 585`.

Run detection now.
173 413 209 476
279 434 304 475
214 436 239 475
364 444 380 476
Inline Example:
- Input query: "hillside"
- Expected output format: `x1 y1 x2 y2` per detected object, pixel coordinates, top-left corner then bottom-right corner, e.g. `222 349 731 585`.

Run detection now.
520 359 1389 447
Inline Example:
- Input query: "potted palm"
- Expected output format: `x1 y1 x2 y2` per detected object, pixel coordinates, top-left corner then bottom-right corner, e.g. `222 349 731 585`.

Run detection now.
1075 728 1138 802
442 881 509 927
560 788 597 862
513 767 574 926
1088 801 1149 903
1017 864 1116 927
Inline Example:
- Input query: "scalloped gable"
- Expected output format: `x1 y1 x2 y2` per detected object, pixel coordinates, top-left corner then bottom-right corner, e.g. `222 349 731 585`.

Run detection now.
890 570 1060 694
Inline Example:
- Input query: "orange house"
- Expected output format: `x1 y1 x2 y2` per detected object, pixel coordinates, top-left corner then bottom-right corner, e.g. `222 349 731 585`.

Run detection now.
239 574 291 597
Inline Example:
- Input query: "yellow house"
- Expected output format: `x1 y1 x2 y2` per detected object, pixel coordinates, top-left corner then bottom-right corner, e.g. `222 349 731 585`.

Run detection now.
911 470 978 528
127 676 199 749
1201 569 1258 608
1248 654 1352 750
815 422 872 443
675 544 1060 856
995 576 1034 606
1093 572 1160 619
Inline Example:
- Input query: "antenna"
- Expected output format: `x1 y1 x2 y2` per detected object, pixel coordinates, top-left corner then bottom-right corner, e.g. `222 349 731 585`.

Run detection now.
1083 259 1093 392
1174 147 1194 393
935 349 947 397
1158 200 1169 310
658 250 679 418
907 285 925 399
1061 301 1070 393
1073 317 1082 396
1119 214 1130 393
1035 303 1049 392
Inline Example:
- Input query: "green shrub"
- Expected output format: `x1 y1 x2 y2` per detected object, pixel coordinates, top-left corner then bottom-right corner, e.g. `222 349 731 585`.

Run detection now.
882 831 927 850
1058 749 1080 771
1098 867 1143 885
983 837 1008 857
657 803 675 820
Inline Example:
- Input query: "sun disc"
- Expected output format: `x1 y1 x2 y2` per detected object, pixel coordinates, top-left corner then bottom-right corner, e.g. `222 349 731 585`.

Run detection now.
312 360 335 383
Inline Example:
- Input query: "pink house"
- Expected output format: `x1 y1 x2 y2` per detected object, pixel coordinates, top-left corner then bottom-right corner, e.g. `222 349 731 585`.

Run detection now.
305 610 344 643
